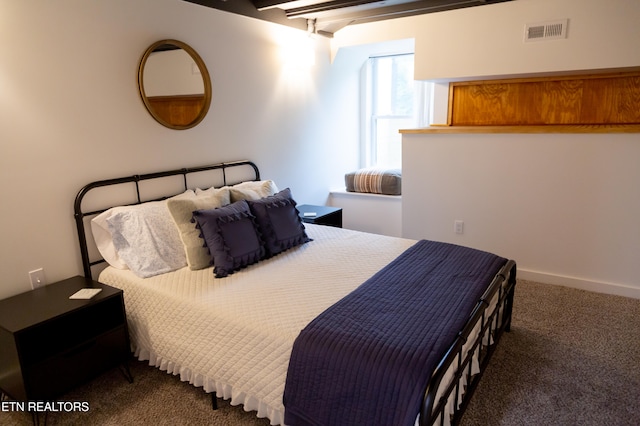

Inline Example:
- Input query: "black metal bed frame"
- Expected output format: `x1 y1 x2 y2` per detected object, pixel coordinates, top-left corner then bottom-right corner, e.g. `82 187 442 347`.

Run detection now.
421 259 516 425
72 159 516 426
73 160 260 280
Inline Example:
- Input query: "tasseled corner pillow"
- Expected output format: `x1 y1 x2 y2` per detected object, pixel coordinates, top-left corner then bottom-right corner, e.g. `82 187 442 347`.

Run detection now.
247 188 311 257
192 200 265 278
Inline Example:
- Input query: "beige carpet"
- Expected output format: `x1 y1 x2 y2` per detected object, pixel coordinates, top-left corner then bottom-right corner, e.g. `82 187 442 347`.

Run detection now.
2 279 639 425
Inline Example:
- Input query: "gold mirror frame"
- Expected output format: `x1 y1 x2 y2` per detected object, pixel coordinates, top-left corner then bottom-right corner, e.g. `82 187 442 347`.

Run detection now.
138 39 212 130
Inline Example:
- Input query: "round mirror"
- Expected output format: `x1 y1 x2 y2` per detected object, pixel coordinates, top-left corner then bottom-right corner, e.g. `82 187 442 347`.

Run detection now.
138 40 212 130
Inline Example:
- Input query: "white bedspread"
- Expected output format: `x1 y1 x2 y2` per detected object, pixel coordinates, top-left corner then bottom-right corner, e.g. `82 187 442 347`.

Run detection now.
99 224 416 425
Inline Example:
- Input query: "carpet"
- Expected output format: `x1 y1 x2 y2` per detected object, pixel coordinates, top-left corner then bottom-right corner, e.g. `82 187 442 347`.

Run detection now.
2 279 639 425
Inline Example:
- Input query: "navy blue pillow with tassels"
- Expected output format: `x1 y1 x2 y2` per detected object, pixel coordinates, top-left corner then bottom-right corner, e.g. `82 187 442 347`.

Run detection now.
247 188 311 258
192 200 265 278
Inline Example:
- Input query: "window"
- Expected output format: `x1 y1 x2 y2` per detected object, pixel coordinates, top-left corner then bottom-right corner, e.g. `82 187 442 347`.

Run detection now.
362 53 431 169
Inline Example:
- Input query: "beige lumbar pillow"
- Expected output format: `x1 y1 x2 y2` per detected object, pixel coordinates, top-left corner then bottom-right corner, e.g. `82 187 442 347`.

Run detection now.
167 188 230 270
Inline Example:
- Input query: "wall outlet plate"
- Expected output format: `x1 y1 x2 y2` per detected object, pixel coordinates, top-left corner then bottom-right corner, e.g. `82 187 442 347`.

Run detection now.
454 220 464 234
29 268 46 289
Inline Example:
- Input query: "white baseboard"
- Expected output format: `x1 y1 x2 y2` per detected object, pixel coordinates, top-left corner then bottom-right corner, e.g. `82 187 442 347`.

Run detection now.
518 269 640 300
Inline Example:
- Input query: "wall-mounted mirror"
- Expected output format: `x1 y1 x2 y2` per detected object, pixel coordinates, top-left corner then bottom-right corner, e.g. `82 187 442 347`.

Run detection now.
138 39 212 130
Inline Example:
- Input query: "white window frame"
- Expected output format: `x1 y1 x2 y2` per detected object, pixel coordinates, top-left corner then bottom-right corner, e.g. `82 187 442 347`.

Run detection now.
360 53 432 169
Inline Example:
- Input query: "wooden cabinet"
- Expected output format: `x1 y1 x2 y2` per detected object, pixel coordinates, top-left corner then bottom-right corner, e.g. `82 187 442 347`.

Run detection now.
0 276 130 402
448 71 640 126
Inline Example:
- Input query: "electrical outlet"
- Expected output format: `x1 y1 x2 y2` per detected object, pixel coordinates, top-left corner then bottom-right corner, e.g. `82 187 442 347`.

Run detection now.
454 220 464 234
29 268 46 289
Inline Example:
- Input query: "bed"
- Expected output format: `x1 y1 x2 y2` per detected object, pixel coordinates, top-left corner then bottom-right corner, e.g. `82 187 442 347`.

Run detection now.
73 160 516 426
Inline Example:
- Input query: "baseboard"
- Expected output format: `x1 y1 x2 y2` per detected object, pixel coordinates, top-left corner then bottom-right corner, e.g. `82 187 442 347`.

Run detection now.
518 269 640 300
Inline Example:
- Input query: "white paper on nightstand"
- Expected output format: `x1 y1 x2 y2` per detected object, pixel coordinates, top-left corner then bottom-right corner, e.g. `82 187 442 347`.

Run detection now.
69 288 103 300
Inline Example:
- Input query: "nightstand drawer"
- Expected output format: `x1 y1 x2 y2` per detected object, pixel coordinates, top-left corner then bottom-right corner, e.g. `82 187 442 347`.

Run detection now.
25 326 128 399
18 295 126 365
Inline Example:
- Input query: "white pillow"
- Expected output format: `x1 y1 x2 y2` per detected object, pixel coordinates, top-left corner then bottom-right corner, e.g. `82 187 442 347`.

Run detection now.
91 190 195 272
194 186 223 196
223 180 279 202
91 210 127 269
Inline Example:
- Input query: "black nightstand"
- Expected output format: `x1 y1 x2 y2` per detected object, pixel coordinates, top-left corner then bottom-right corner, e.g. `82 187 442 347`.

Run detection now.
297 204 342 228
0 276 131 403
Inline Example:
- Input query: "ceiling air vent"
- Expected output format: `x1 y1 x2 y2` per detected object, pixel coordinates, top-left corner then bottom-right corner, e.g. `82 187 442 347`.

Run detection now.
524 19 568 42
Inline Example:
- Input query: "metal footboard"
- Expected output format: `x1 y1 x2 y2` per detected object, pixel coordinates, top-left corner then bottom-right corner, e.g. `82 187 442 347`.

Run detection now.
421 260 517 426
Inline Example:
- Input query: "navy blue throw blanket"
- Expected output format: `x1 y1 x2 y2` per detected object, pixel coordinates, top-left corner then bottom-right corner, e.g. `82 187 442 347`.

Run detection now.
283 240 506 426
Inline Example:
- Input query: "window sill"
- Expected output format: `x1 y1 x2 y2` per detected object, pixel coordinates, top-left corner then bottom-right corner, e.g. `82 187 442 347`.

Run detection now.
329 190 402 201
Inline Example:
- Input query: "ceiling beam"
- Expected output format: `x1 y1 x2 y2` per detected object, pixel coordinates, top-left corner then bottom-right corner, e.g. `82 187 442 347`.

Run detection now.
183 0 513 37
185 0 309 32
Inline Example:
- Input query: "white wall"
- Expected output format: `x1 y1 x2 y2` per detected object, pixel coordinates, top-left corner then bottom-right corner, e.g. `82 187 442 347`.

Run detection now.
0 0 356 299
2 0 637 299
331 0 640 297
403 133 640 299
412 0 640 81
332 0 640 81
328 192 402 237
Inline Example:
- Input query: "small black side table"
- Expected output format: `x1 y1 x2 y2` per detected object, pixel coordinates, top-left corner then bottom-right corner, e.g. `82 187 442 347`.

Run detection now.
297 204 342 228
0 276 131 405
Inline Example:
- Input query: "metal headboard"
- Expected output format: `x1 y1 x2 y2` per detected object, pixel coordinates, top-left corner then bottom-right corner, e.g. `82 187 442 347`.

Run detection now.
74 160 260 280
